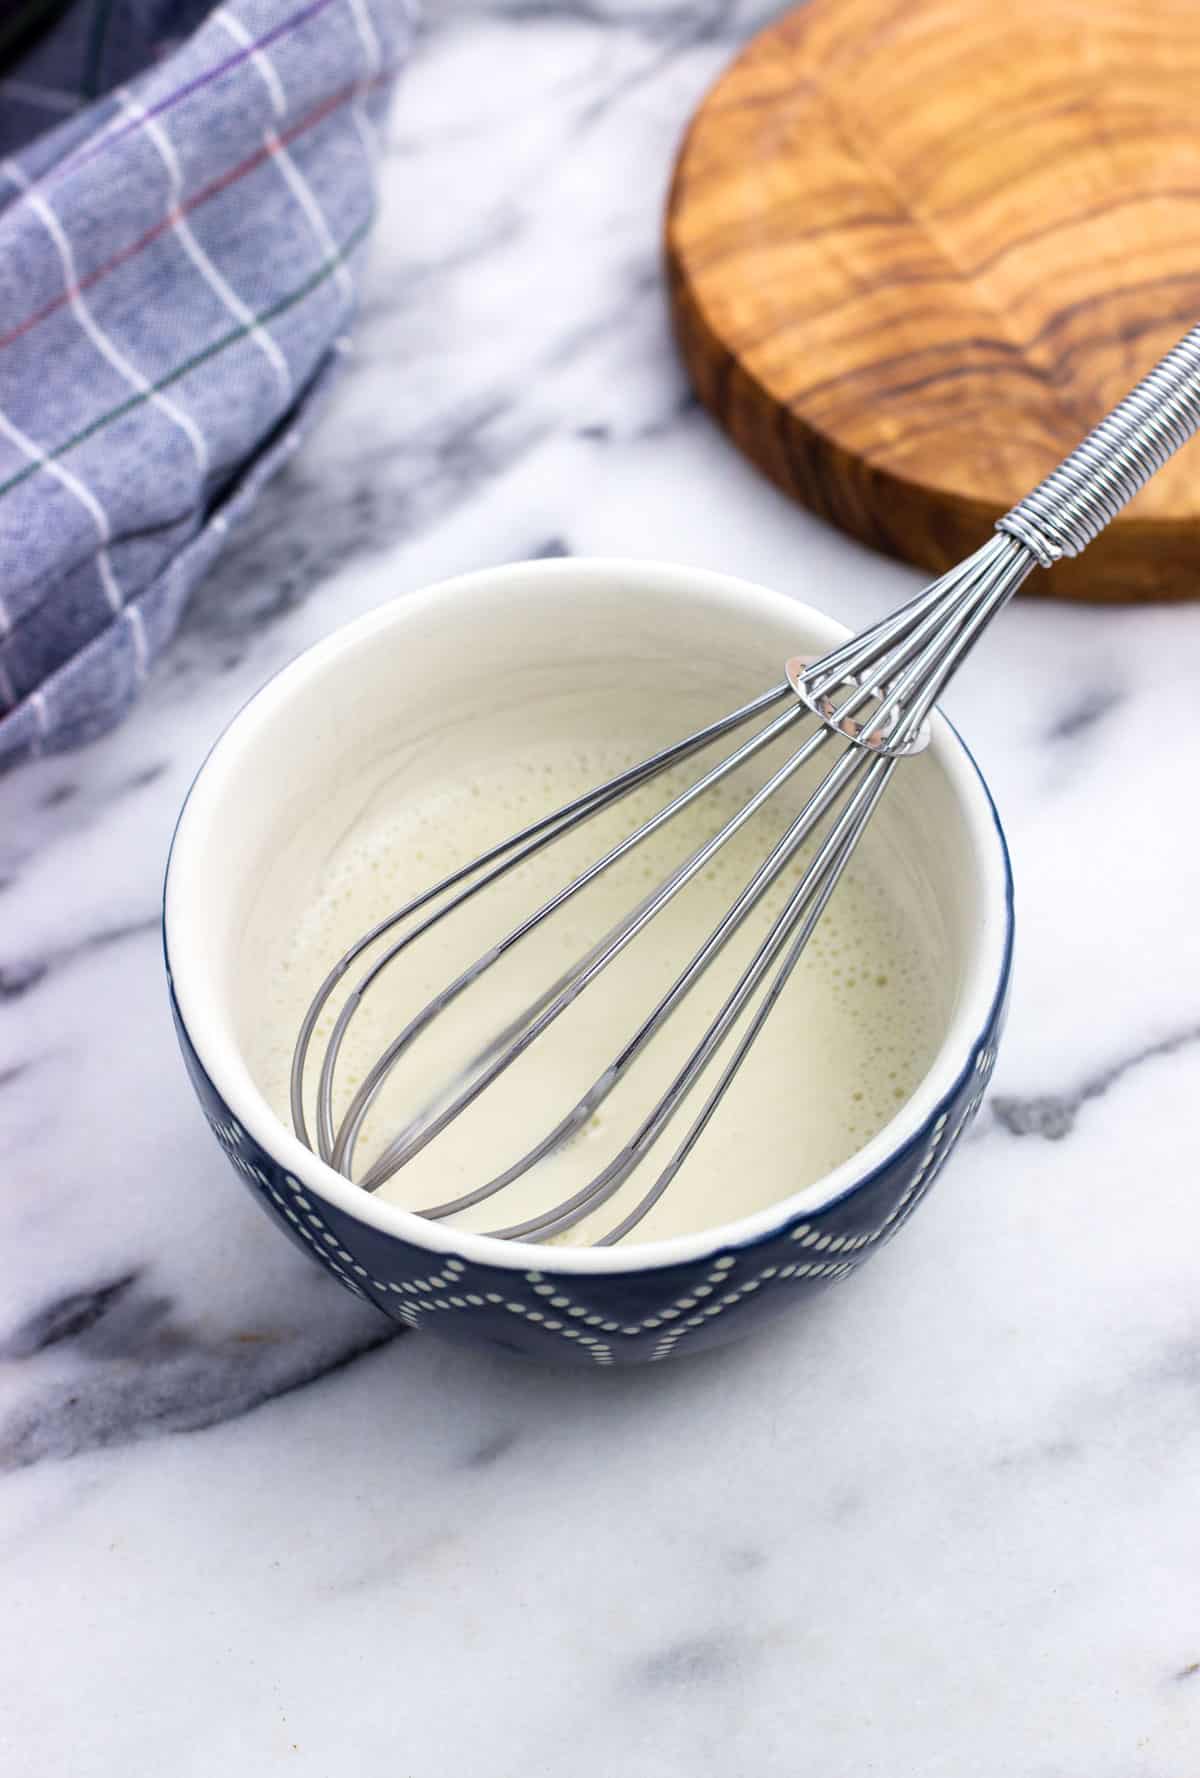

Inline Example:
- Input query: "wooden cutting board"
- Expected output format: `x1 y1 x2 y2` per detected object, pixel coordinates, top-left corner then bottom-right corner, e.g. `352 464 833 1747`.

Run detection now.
667 0 1200 601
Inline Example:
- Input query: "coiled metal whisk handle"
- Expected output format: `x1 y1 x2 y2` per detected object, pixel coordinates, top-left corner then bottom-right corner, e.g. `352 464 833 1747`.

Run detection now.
998 322 1200 566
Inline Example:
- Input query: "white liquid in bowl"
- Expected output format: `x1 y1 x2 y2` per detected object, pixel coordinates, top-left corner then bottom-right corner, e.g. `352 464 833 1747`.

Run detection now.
248 735 949 1246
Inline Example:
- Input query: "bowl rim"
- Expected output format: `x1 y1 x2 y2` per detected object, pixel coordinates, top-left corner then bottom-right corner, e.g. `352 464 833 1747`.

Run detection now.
163 556 1013 1276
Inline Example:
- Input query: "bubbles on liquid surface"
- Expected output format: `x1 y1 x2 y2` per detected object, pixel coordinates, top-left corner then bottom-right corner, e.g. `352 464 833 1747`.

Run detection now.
247 739 948 1245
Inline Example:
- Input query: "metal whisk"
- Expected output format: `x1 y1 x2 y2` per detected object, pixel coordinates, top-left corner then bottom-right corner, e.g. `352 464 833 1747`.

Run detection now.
292 323 1200 1243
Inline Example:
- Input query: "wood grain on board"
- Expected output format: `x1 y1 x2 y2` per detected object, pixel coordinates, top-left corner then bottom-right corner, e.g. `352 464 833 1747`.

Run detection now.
667 0 1200 600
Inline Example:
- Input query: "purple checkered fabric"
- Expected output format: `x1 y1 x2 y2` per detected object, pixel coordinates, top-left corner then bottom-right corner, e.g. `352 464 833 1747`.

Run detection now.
0 0 414 771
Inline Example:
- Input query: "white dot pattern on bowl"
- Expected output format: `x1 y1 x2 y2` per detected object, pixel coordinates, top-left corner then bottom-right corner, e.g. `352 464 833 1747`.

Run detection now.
199 1036 995 1363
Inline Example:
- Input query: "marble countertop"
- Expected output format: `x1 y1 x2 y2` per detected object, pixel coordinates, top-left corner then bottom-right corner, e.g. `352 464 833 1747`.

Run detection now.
3 4 1199 1772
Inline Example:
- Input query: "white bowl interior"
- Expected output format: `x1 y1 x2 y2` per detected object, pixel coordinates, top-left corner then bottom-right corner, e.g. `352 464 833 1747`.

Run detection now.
165 560 1010 1274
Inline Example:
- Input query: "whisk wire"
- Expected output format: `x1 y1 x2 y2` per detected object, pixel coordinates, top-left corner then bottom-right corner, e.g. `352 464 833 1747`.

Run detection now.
290 320 1200 1243
866 537 1033 744
346 705 828 1189
592 756 897 1246
490 748 895 1242
411 728 865 1225
290 681 792 1153
796 535 1033 753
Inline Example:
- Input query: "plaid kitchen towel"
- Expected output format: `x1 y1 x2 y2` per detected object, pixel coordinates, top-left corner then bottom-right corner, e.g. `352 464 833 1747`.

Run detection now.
0 0 414 772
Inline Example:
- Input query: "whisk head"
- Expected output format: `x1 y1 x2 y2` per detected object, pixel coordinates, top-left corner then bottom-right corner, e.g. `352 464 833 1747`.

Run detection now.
290 533 1033 1245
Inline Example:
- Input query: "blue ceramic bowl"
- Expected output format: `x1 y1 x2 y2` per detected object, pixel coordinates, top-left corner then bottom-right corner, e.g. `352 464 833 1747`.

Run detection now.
164 560 1012 1366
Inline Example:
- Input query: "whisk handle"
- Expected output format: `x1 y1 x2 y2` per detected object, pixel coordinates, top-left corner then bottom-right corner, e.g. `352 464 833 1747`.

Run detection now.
997 322 1200 566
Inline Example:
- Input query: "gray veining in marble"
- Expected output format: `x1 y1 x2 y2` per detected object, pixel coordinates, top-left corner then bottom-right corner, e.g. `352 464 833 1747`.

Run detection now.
2 3 1199 1773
